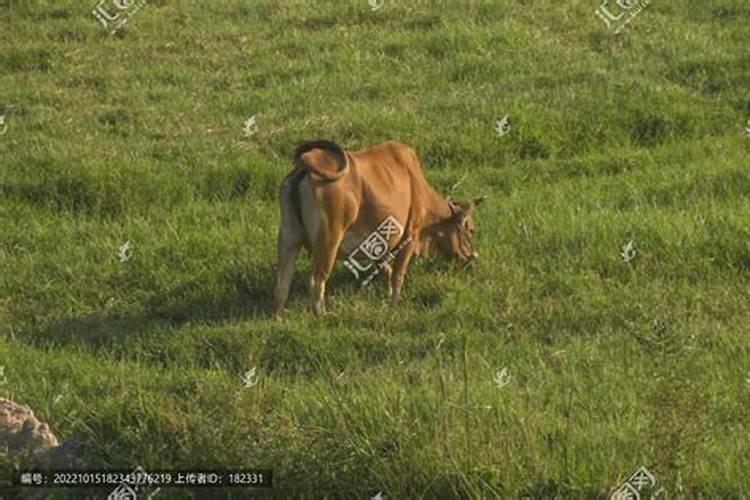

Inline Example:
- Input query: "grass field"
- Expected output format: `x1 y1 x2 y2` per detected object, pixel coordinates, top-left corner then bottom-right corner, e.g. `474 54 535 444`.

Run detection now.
2 0 750 498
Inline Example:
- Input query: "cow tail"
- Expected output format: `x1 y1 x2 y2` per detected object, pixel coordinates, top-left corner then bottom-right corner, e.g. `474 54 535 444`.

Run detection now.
284 169 306 228
293 139 349 182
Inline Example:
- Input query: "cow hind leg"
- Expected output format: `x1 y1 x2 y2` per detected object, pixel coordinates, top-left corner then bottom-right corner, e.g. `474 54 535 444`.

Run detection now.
274 232 302 318
274 178 305 318
310 224 344 316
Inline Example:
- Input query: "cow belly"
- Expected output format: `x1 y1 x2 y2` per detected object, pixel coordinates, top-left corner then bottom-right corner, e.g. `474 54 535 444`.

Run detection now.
339 230 372 257
296 172 409 260
338 216 407 260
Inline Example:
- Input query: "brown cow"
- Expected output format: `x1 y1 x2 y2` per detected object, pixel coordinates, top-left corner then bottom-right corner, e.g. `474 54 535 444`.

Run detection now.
274 140 485 316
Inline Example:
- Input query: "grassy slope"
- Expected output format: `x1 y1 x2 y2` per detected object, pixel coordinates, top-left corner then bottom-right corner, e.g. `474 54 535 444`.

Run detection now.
1 0 750 498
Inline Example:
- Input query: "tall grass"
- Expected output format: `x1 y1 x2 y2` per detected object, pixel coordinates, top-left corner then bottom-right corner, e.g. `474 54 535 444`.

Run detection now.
1 0 750 498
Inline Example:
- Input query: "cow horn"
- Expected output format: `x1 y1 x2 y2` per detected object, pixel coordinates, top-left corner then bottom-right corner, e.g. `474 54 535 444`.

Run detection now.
472 195 488 207
448 173 468 194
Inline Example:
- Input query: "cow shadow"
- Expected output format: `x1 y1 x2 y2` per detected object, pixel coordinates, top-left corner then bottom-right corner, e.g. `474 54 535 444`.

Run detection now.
20 264 280 355
21 257 444 356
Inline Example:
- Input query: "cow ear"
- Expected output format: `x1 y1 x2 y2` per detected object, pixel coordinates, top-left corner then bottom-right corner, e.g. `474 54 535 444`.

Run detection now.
472 195 488 207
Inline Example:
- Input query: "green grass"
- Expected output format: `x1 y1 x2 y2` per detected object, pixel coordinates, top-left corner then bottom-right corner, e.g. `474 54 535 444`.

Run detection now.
2 0 750 498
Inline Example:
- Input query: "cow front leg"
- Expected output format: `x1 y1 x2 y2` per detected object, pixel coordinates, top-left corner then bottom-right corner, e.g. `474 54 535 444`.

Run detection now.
310 224 344 316
382 263 393 297
390 240 417 306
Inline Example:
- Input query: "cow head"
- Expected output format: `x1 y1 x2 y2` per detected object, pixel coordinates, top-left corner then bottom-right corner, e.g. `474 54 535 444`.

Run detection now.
419 196 486 265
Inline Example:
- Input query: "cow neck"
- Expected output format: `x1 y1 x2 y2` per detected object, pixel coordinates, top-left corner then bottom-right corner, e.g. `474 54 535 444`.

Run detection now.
424 191 453 226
